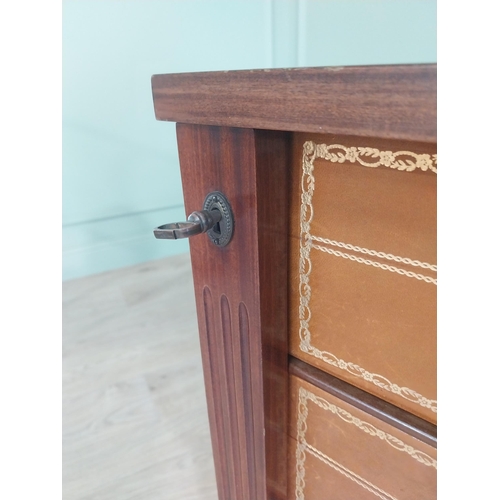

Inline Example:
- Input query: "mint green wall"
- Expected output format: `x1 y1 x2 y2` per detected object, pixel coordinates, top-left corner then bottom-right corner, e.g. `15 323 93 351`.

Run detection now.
63 0 436 280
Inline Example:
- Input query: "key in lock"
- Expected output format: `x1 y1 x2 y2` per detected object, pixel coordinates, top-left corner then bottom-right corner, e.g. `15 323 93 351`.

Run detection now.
153 191 234 247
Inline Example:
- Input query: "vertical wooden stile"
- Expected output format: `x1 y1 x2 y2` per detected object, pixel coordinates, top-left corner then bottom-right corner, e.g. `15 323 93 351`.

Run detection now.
176 125 290 500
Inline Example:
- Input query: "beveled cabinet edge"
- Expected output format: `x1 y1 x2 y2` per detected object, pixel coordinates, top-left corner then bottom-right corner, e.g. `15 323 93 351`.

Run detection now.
152 65 436 143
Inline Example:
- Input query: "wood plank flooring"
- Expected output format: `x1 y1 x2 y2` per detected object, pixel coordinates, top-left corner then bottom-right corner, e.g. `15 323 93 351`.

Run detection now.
63 253 218 499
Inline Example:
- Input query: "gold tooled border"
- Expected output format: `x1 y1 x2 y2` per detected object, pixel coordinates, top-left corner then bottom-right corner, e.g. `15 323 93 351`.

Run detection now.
298 141 438 413
295 385 437 500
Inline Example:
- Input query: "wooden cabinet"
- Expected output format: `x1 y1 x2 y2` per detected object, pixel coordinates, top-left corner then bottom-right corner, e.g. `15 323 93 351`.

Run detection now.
152 65 437 500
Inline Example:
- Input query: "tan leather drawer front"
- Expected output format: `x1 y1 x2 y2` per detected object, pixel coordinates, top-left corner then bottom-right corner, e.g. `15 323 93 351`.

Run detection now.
288 375 437 500
288 133 437 424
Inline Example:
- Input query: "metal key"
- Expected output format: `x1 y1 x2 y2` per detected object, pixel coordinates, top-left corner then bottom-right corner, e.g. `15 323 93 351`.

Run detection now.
153 209 222 240
153 191 234 247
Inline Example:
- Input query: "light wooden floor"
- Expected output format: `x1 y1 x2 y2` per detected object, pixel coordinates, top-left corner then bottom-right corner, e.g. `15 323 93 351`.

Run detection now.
63 253 218 500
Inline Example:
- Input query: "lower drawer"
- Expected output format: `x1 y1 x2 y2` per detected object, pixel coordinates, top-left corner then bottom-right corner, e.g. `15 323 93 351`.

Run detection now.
288 373 437 500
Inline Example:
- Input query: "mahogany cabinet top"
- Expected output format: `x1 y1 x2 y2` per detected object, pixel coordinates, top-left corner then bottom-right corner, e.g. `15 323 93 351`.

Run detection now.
151 65 436 143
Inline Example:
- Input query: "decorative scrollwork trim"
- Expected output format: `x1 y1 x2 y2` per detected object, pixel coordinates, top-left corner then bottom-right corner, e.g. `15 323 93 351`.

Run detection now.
298 140 437 413
303 140 437 173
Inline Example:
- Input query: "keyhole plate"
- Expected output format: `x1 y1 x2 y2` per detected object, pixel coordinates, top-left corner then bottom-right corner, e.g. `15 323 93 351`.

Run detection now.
202 191 234 247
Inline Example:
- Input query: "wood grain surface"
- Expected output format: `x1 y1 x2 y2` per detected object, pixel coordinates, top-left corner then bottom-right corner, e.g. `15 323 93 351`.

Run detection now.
176 124 290 500
152 65 436 143
150 66 437 499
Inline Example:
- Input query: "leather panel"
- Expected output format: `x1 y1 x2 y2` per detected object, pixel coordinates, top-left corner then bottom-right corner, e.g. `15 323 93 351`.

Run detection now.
288 375 437 500
288 133 437 423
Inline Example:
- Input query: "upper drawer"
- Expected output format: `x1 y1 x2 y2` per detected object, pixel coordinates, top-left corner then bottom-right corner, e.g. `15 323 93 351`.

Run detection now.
289 133 437 424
